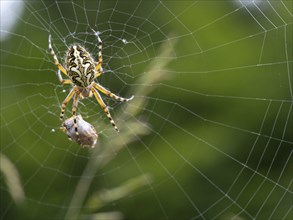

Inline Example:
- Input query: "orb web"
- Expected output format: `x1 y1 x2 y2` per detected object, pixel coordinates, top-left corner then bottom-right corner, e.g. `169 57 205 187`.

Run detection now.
1 1 292 219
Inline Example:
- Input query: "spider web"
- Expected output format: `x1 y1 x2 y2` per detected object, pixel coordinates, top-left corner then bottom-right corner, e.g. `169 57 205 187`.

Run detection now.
1 1 292 219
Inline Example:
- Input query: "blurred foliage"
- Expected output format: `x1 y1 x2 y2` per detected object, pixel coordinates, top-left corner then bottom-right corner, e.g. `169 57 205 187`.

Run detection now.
1 1 292 220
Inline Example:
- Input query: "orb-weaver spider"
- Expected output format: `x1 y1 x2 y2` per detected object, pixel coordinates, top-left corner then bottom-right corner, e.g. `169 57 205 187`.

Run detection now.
48 34 133 141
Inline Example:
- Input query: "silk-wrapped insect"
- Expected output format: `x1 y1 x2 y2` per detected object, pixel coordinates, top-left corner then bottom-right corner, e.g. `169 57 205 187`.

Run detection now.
60 115 98 148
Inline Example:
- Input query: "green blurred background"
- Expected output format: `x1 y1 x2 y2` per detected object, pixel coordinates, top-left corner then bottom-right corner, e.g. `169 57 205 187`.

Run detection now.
1 1 292 219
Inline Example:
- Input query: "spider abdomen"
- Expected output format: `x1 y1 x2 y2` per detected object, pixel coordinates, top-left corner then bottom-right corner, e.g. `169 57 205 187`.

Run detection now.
66 45 95 87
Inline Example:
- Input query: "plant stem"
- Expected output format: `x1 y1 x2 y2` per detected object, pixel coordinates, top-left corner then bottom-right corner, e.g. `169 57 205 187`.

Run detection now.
64 155 97 220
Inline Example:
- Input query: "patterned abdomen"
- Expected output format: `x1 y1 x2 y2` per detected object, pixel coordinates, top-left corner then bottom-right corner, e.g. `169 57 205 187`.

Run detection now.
66 45 95 87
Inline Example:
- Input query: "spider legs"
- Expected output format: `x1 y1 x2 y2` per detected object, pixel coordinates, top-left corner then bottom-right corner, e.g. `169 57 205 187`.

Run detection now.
57 70 72 84
93 82 134 102
48 35 68 76
95 35 103 72
94 67 103 79
59 87 81 142
91 87 119 132
72 93 80 141
91 82 133 132
60 87 76 121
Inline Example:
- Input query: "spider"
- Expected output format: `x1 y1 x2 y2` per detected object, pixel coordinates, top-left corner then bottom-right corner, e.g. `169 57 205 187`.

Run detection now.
48 34 133 141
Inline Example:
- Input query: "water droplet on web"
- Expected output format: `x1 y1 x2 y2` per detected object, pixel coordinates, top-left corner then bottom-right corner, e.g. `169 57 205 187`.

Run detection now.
122 38 128 44
91 28 101 37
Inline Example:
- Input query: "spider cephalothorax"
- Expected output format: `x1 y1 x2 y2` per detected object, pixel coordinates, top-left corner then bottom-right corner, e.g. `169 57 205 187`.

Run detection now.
48 34 133 143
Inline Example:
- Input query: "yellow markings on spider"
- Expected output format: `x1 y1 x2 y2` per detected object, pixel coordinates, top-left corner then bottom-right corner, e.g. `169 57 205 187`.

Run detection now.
48 34 133 143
